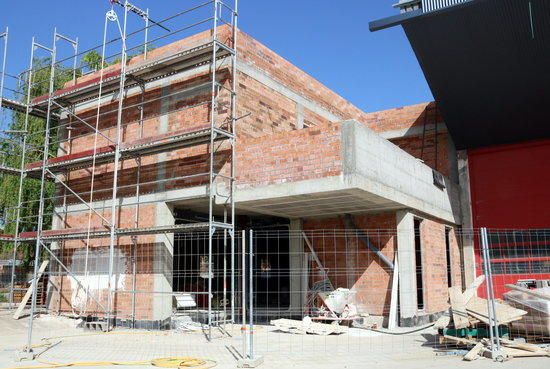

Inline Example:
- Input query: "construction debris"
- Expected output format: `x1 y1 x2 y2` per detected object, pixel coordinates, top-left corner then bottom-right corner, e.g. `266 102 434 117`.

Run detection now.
465 296 527 325
173 316 203 332
270 317 348 336
463 342 484 361
442 277 527 330
315 288 358 321
449 286 469 329
436 278 550 361
443 335 550 361
504 286 550 336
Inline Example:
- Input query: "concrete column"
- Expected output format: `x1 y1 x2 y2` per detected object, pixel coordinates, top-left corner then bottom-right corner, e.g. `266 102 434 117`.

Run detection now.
458 150 476 287
153 202 175 323
289 219 304 316
396 210 416 322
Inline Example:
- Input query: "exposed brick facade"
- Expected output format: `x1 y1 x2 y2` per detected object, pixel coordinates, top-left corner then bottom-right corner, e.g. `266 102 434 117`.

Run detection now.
43 26 459 322
238 122 342 188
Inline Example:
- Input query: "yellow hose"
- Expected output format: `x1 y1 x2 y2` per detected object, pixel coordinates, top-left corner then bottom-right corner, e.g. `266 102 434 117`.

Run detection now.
3 357 217 369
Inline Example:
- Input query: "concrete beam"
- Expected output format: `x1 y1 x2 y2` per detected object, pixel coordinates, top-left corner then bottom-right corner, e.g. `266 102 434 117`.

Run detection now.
236 60 343 123
54 186 208 214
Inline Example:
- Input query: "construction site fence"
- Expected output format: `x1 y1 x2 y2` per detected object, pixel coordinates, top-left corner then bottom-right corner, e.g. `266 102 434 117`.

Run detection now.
1 227 549 363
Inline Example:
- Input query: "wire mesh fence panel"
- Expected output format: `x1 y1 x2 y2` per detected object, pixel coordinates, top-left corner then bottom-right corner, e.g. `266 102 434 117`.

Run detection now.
240 227 550 364
3 226 550 365
485 229 550 346
0 261 35 308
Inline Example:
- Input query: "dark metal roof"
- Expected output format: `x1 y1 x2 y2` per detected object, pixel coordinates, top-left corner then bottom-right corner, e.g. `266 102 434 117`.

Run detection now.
370 0 550 149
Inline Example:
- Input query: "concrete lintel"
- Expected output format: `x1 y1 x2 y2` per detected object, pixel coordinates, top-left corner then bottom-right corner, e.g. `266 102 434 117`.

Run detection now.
347 173 458 224
236 60 343 123
55 186 208 214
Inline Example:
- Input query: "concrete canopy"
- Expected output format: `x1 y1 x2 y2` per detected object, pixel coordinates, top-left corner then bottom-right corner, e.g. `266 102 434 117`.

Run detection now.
231 121 461 223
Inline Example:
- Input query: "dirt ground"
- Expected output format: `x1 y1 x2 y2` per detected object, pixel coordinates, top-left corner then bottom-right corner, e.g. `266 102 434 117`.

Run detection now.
0 310 547 369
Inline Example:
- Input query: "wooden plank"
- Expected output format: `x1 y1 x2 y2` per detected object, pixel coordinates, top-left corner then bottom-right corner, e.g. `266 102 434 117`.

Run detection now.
13 260 49 320
442 335 477 346
500 338 550 353
449 286 470 329
387 254 399 330
463 275 485 304
302 232 334 290
502 347 550 358
505 284 550 301
463 342 484 361
466 296 527 325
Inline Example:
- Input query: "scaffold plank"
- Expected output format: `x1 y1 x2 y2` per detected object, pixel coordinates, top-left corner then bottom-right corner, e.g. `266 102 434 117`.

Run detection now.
1 97 59 120
18 222 228 242
0 165 22 176
25 124 229 173
31 41 234 107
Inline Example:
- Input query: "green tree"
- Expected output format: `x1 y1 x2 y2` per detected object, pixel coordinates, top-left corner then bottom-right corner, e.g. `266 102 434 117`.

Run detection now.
0 46 153 261
81 50 106 72
0 57 73 262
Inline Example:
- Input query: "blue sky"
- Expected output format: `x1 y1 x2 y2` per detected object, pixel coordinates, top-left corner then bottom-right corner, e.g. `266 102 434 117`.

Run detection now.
0 0 433 112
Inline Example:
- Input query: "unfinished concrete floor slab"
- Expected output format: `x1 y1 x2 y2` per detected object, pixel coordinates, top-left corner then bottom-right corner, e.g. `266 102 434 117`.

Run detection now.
1 313 548 369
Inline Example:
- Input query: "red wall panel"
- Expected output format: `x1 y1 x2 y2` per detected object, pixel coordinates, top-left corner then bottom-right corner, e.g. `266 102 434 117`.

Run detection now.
468 139 550 296
469 139 550 229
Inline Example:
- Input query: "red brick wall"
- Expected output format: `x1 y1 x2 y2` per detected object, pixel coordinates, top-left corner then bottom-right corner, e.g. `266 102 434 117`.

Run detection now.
49 242 159 321
237 122 342 189
49 203 160 319
391 132 451 177
418 218 462 314
303 213 397 316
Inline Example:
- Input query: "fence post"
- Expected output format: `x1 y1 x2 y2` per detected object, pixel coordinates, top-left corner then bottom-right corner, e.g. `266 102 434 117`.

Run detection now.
238 229 263 368
480 227 504 362
249 229 254 359
241 229 247 359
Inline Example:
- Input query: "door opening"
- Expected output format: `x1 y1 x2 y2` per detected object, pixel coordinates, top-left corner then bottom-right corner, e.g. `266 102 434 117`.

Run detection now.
414 218 424 310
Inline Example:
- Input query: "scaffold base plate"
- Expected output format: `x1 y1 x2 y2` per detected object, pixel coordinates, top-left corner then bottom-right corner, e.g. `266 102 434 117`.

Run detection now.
238 356 264 368
14 349 35 362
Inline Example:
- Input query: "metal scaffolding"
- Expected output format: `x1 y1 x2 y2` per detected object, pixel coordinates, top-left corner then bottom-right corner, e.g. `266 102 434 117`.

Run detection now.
0 0 238 352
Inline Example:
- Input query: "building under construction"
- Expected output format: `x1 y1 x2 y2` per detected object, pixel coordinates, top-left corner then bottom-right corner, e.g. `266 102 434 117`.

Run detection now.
0 0 548 361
